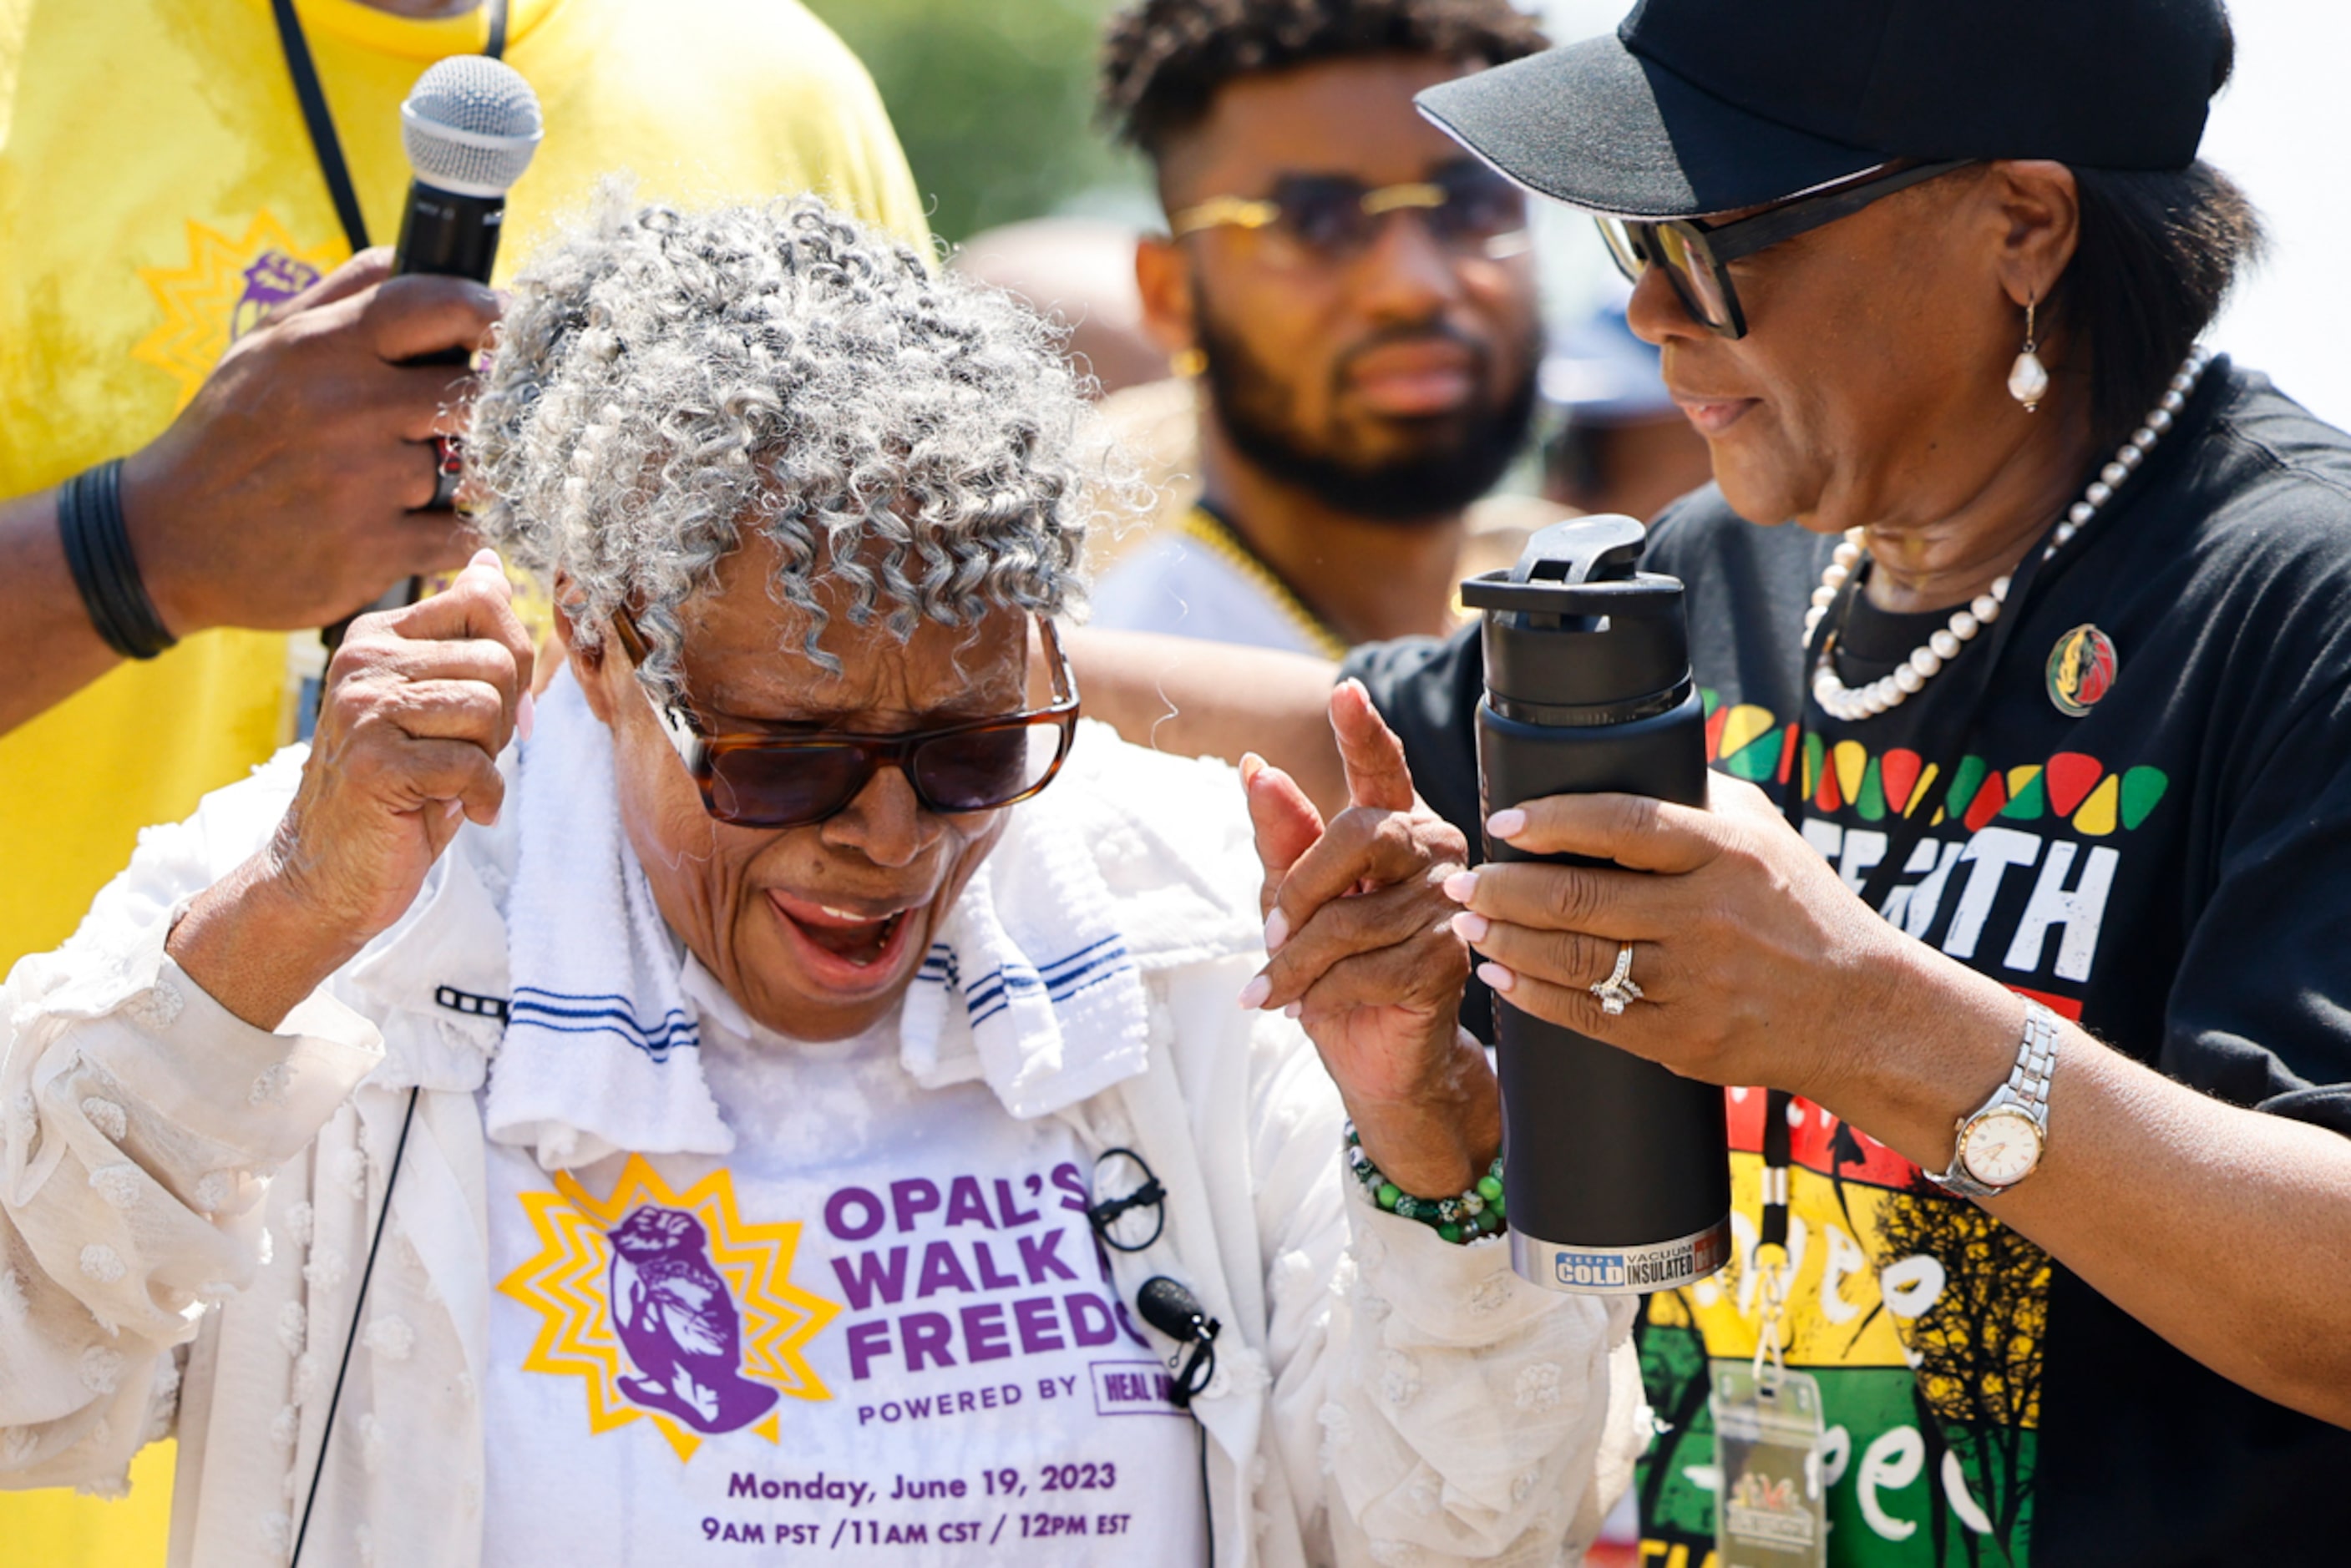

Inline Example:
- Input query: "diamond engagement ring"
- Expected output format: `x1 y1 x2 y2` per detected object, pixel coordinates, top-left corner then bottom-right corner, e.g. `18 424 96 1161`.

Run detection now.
1589 943 1644 1016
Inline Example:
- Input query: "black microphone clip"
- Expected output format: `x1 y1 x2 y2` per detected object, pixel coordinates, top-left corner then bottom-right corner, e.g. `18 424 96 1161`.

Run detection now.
1137 1276 1220 1409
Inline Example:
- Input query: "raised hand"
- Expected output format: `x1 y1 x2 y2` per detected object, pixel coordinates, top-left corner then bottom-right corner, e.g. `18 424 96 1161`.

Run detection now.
166 552 535 1029
1238 680 1496 1199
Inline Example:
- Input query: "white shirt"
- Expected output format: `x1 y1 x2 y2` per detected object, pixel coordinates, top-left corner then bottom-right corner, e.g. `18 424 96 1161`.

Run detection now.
484 1000 1204 1565
1089 517 1342 658
1 730 1639 1567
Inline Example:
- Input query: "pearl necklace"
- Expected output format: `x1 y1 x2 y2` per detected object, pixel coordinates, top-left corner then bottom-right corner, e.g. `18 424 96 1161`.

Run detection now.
1807 347 2212 723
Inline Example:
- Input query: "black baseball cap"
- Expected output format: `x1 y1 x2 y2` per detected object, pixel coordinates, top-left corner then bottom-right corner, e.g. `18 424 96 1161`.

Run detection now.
1416 0 2235 220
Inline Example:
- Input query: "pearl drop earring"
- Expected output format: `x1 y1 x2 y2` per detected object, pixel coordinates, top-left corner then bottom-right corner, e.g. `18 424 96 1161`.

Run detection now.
2009 295 2049 412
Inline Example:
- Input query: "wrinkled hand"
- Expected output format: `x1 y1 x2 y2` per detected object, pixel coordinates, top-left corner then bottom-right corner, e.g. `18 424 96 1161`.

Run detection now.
168 553 534 1029
1239 680 1496 1198
119 248 499 636
276 550 535 935
1444 771 1943 1102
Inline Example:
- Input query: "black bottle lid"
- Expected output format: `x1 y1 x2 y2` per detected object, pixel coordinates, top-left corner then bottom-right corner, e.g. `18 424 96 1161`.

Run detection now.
1460 515 1693 721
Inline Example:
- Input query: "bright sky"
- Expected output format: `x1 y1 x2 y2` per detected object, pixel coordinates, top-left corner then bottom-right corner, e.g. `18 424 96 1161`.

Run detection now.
1533 1 2351 429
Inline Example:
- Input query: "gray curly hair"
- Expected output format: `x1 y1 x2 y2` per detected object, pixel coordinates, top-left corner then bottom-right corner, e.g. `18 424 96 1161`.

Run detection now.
466 191 1093 682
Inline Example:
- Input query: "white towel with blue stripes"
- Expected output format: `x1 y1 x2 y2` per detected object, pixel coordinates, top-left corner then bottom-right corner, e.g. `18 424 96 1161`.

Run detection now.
484 670 1151 1171
896 768 1152 1118
484 670 732 1171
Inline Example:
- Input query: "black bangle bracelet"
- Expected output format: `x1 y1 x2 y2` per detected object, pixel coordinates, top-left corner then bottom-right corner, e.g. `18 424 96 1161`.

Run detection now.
58 458 175 660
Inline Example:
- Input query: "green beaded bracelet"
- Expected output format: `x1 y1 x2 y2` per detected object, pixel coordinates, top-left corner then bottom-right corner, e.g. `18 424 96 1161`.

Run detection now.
1343 1122 1507 1244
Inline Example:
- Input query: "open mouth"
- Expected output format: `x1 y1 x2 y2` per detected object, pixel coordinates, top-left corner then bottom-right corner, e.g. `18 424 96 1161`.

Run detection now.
767 890 923 989
790 903 906 964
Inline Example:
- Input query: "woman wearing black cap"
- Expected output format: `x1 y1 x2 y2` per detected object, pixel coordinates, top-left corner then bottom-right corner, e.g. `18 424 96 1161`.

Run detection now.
1080 0 2351 1563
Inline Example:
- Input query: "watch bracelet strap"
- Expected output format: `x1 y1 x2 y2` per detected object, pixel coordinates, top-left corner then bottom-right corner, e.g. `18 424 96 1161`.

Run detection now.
1929 1000 2061 1198
58 459 176 660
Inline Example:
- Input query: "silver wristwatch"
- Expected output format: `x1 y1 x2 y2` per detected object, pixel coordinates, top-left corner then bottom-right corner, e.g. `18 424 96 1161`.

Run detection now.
1928 1001 2060 1200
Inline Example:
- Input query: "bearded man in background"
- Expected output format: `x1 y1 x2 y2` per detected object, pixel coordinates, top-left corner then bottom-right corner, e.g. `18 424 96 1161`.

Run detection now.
1087 0 1551 657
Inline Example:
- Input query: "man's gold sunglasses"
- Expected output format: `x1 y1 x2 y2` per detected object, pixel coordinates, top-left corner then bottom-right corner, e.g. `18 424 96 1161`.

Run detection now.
1170 159 1530 261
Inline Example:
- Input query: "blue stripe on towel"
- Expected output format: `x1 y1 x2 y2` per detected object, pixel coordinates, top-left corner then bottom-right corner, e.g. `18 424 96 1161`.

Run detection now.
509 987 700 1062
960 934 1126 1014
967 944 1134 1030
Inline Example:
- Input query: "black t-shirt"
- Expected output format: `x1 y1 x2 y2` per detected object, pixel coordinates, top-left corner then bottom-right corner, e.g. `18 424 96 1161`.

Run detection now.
1346 362 2351 1566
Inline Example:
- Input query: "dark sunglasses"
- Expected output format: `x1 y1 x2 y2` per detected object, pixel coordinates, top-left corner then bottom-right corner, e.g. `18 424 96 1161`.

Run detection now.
1172 159 1530 263
1597 159 1974 339
608 611 1080 829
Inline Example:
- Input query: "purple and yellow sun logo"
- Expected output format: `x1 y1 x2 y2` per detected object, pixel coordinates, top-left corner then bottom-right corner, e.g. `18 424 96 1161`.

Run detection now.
133 212 342 409
499 1156 841 1461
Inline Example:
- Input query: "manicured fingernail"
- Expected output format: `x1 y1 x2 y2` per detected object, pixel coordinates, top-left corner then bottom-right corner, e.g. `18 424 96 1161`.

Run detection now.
441 799 464 822
1284 1001 1303 1019
1477 961 1518 994
517 690 535 743
1237 974 1272 1010
1452 910 1491 943
1239 751 1264 786
1442 870 1478 904
470 547 500 571
1264 908 1290 953
1487 808 1528 839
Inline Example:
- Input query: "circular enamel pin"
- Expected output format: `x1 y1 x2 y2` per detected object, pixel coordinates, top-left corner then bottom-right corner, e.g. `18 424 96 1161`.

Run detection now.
2047 625 2119 717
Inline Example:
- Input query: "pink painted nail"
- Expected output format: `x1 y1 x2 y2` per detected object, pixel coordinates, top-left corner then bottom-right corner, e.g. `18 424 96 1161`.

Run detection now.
1264 908 1290 953
1452 910 1491 943
1284 1002 1303 1019
516 690 535 744
1487 808 1528 839
1477 961 1518 994
1237 974 1272 1010
1442 870 1478 904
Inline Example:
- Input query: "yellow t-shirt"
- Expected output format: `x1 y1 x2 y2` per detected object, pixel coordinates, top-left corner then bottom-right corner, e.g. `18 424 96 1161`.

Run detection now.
0 0 920 1555
0 0 925 967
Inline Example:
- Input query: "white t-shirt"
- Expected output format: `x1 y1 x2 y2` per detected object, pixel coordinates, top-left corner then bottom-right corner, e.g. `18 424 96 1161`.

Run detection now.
1089 524 1336 657
483 1001 1204 1565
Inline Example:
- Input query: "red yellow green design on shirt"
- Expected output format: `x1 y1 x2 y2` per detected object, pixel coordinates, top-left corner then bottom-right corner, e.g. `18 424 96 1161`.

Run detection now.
1633 693 2174 1568
1700 691 2169 838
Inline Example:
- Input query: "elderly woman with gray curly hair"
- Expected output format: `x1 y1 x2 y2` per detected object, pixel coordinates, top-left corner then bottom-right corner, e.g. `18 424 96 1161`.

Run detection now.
0 195 1637 1568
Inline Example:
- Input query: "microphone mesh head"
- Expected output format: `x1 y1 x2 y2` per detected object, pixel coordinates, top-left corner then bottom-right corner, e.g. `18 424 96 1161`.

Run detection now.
401 55 545 199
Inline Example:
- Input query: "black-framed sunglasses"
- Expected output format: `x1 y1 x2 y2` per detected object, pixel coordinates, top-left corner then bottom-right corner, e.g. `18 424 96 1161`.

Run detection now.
1597 159 1974 339
608 611 1081 829
1171 158 1530 263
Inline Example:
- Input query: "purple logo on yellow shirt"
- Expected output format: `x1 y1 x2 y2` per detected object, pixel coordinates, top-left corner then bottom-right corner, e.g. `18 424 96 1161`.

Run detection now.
500 1157 841 1461
133 212 340 409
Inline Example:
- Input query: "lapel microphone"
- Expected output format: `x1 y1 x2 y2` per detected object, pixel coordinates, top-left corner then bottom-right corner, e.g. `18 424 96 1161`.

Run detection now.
1137 1276 1220 1409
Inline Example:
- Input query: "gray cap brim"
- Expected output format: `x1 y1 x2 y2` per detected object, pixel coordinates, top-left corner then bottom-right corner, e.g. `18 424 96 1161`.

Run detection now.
1417 33 1882 220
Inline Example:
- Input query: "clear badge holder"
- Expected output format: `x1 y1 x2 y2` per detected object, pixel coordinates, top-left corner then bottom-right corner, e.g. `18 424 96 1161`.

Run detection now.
1711 1251 1827 1568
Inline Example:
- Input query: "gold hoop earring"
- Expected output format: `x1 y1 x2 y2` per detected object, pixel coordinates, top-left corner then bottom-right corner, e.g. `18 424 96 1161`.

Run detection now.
2009 296 2049 412
1170 346 1208 379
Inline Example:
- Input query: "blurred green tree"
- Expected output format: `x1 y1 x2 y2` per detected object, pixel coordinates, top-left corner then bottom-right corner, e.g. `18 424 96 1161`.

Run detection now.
808 0 1148 245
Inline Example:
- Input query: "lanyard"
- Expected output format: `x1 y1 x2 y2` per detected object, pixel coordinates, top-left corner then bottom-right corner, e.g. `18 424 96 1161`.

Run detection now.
269 0 511 255
1754 509 2065 1363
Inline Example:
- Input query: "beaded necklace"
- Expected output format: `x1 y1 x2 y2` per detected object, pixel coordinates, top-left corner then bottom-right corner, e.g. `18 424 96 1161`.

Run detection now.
1808 348 2212 723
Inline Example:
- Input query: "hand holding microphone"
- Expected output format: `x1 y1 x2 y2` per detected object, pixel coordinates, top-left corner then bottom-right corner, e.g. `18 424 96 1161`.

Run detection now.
113 56 540 641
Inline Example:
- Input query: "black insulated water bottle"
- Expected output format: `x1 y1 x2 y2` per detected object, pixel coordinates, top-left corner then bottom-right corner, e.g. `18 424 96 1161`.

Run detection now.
1460 515 1730 1295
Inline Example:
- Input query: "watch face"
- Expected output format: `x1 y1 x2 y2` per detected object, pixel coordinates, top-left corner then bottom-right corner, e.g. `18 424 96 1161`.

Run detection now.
1961 1110 2044 1188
